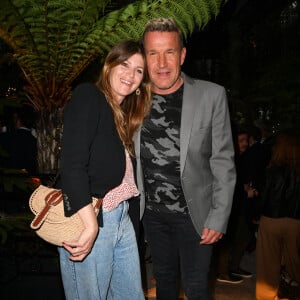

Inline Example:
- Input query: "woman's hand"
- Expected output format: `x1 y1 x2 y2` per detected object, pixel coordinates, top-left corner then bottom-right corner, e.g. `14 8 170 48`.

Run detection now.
62 203 99 261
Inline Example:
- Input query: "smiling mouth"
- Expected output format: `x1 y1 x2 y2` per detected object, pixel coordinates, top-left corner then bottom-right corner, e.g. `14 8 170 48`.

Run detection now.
120 79 132 86
157 70 170 77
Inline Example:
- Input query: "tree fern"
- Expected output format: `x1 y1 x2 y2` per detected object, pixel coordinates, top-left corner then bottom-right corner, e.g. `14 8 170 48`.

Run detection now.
0 0 224 173
1 0 224 110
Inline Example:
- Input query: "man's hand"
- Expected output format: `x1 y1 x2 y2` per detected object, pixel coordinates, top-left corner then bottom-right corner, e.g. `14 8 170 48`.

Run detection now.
244 183 259 198
200 227 223 244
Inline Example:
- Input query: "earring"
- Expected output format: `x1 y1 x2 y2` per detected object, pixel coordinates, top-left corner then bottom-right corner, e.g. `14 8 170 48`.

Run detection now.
135 88 141 95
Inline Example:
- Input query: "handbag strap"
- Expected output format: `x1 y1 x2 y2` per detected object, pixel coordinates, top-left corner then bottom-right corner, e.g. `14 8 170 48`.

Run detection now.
94 198 103 215
31 189 62 229
30 190 103 230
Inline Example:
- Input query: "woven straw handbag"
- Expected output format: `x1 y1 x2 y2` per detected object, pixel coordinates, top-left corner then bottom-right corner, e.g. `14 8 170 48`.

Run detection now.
29 185 102 246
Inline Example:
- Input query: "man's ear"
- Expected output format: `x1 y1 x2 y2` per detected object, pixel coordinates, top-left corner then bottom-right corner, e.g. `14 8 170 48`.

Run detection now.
180 47 187 66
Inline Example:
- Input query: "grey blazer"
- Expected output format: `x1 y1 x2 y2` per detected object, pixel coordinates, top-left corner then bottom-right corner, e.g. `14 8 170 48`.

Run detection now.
134 73 236 235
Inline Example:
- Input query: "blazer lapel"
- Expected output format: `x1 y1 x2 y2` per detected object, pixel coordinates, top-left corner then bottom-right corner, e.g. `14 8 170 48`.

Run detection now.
180 74 196 176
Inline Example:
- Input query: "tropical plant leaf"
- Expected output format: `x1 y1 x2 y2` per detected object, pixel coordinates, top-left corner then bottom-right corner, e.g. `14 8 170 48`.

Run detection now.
0 0 224 173
0 0 224 111
0 212 32 244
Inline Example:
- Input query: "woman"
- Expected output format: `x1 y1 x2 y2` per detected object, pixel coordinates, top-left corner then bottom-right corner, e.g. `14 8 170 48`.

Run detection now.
256 129 300 300
58 40 151 299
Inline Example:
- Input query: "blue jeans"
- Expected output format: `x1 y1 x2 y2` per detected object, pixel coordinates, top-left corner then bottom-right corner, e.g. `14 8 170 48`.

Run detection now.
58 201 144 300
143 209 213 300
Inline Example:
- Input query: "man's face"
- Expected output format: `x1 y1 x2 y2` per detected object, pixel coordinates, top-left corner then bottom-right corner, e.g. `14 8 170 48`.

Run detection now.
144 31 186 95
238 133 249 154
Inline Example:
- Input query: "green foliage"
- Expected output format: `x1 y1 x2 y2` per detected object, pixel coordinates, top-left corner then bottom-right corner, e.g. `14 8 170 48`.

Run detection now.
0 211 32 244
0 0 223 111
0 168 36 244
0 168 35 193
0 0 224 173
217 0 300 129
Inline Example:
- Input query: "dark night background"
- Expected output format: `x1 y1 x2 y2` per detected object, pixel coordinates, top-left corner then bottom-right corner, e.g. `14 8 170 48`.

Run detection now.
1 0 299 131
0 1 299 299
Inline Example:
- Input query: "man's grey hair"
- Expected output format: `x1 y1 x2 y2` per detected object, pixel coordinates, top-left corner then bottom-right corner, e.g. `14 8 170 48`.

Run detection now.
142 18 184 48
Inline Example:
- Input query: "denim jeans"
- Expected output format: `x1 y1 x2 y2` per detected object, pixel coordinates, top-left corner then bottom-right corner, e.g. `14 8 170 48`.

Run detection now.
58 201 144 300
143 209 213 300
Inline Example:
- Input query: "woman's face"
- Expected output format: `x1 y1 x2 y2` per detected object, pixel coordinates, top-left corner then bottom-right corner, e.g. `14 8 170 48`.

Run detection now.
109 53 145 104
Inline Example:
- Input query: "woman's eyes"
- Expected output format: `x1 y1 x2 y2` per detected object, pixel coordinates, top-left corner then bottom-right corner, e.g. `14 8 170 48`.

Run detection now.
121 62 143 75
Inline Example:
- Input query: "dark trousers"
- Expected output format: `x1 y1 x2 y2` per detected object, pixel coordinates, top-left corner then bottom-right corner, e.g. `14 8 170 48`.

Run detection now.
143 209 213 300
228 214 254 271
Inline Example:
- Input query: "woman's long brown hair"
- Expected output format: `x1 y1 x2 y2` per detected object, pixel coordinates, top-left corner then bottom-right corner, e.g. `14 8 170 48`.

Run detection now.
96 40 152 155
270 129 300 180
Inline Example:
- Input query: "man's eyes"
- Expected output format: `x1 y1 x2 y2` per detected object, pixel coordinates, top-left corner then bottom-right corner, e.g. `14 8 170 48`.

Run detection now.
148 50 175 56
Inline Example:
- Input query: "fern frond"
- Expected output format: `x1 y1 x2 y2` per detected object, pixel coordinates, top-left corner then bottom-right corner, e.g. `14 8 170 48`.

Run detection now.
0 0 224 111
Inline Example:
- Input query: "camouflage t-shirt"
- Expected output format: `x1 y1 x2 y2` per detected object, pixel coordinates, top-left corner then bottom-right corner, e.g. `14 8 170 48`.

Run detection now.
140 85 188 214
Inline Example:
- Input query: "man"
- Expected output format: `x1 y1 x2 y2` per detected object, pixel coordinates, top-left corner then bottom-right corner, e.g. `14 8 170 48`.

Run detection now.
135 18 236 299
237 130 249 155
243 125 270 194
216 128 252 284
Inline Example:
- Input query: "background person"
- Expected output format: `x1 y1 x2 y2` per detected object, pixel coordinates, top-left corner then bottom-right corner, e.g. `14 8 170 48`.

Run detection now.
256 129 300 300
59 40 151 300
216 128 250 284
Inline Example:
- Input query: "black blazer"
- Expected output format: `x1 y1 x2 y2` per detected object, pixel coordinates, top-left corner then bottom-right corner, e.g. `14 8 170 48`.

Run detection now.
60 83 125 217
261 165 300 219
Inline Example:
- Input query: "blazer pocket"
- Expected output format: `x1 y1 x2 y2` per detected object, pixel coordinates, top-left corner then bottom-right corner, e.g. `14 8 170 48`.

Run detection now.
188 125 212 155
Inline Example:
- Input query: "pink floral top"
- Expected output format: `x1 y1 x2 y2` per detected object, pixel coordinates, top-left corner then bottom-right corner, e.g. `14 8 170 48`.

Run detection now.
102 150 139 211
